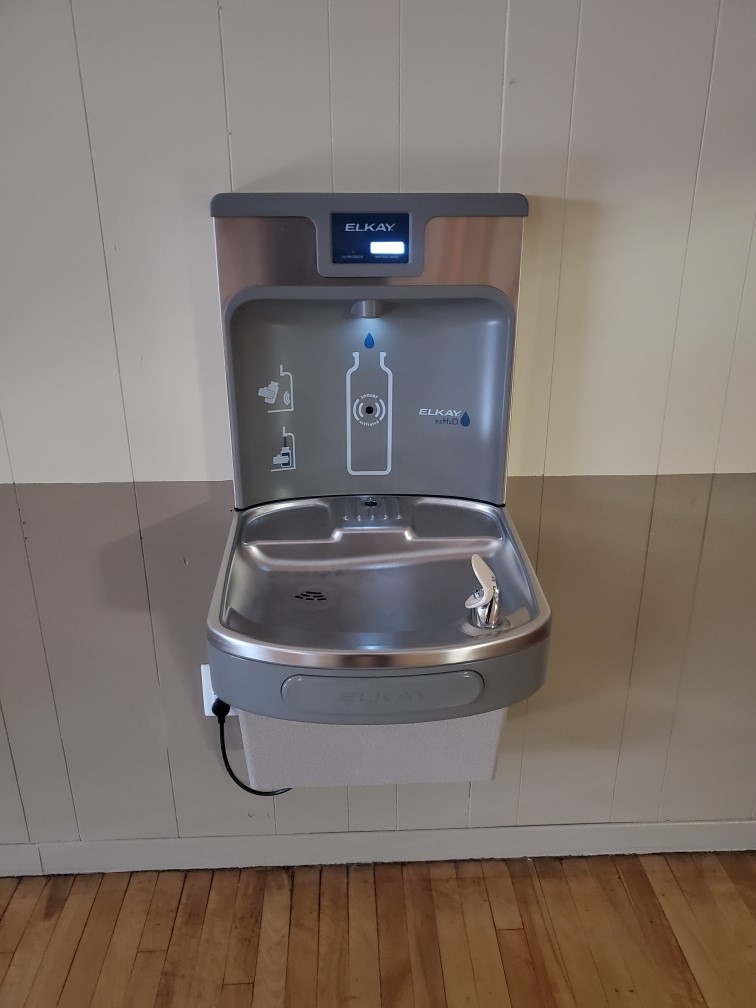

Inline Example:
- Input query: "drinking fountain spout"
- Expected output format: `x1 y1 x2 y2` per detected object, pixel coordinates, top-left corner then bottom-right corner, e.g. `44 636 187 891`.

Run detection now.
465 554 503 629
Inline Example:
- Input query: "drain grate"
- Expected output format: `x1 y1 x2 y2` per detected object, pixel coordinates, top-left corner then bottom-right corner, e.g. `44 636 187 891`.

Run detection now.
294 589 328 602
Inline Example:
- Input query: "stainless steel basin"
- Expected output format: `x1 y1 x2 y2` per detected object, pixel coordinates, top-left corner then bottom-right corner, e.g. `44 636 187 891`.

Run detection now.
208 495 550 670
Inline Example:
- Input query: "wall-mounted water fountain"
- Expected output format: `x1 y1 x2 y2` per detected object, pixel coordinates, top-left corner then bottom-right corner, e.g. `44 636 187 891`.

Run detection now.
207 194 550 790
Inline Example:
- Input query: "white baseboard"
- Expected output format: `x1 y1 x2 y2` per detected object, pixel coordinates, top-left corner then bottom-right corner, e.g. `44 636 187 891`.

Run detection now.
0 844 43 877
0 820 751 875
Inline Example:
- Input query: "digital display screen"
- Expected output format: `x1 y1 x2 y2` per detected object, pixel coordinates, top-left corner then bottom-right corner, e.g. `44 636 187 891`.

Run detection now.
332 212 410 264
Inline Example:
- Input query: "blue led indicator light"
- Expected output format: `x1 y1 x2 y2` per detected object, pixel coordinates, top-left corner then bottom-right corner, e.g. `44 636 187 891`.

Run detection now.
364 333 375 348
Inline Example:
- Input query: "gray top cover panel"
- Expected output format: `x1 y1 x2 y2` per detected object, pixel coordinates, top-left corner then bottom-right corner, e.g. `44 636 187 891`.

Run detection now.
210 192 529 218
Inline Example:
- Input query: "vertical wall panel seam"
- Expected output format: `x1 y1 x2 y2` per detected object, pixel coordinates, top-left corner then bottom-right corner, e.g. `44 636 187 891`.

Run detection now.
67 0 136 486
10 481 81 840
609 474 659 821
132 485 181 838
713 210 756 472
495 0 510 193
326 0 335 192
533 475 545 570
0 699 30 841
216 0 235 190
656 472 715 821
540 0 582 477
654 0 723 476
0 410 15 485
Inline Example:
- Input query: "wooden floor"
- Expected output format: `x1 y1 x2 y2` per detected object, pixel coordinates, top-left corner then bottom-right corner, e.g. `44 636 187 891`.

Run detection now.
0 853 755 1007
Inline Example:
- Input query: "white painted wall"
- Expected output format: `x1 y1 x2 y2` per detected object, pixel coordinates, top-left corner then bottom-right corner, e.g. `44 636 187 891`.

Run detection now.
1 0 755 482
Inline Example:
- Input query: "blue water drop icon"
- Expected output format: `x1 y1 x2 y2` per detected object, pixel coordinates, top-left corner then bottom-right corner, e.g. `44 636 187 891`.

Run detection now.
460 412 471 427
364 333 375 348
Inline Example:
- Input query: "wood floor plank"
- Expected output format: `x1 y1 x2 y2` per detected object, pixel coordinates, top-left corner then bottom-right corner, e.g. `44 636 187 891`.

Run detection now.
154 869 212 1008
640 854 744 1008
508 860 572 1008
349 865 381 1008
317 865 348 1007
588 857 677 1008
374 864 413 1008
1 855 753 1008
662 853 756 1007
481 860 522 930
0 880 18 923
429 861 478 1008
456 861 511 1008
90 870 158 1008
58 872 130 1008
561 858 641 1008
496 928 545 1008
188 869 240 1008
225 868 266 986
140 871 185 952
123 949 166 1008
24 873 102 1008
699 858 756 989
251 868 291 1008
614 856 706 1008
717 852 756 921
0 876 46 953
528 861 568 979
403 862 447 1008
0 874 73 1008
694 853 756 950
285 866 319 1008
534 859 607 1008
221 984 254 1007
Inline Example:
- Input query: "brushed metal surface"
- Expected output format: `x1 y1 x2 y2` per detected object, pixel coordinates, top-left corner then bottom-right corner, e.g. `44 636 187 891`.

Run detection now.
208 495 550 669
215 216 523 308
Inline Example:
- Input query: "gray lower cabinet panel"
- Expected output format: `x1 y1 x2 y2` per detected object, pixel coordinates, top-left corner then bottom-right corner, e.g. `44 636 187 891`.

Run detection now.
0 702 28 842
16 484 177 841
612 474 712 822
661 474 756 821
504 475 543 562
135 480 274 837
518 475 656 825
1 475 755 857
0 485 79 841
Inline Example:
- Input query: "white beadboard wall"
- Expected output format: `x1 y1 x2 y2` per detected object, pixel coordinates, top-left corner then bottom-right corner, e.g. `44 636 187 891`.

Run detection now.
1 0 755 483
1 1 756 875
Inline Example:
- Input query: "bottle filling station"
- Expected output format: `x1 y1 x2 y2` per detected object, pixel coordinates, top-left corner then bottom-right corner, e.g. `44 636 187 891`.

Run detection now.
207 194 550 791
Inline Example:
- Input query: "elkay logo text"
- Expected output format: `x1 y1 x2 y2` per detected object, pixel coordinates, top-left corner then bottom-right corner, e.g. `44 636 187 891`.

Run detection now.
344 222 397 232
419 408 471 426
340 690 423 704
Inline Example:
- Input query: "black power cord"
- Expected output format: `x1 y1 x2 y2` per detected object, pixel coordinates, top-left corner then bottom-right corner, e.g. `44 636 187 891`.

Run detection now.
212 698 291 797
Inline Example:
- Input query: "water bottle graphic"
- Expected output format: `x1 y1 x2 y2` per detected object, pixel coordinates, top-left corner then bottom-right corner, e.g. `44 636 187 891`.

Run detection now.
346 338 393 475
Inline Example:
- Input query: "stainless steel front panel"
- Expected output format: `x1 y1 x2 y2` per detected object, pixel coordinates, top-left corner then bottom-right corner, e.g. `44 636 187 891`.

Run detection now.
214 215 523 308
281 669 484 717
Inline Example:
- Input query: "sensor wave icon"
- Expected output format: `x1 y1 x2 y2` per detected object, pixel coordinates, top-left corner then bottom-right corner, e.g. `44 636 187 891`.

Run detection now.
352 396 387 425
